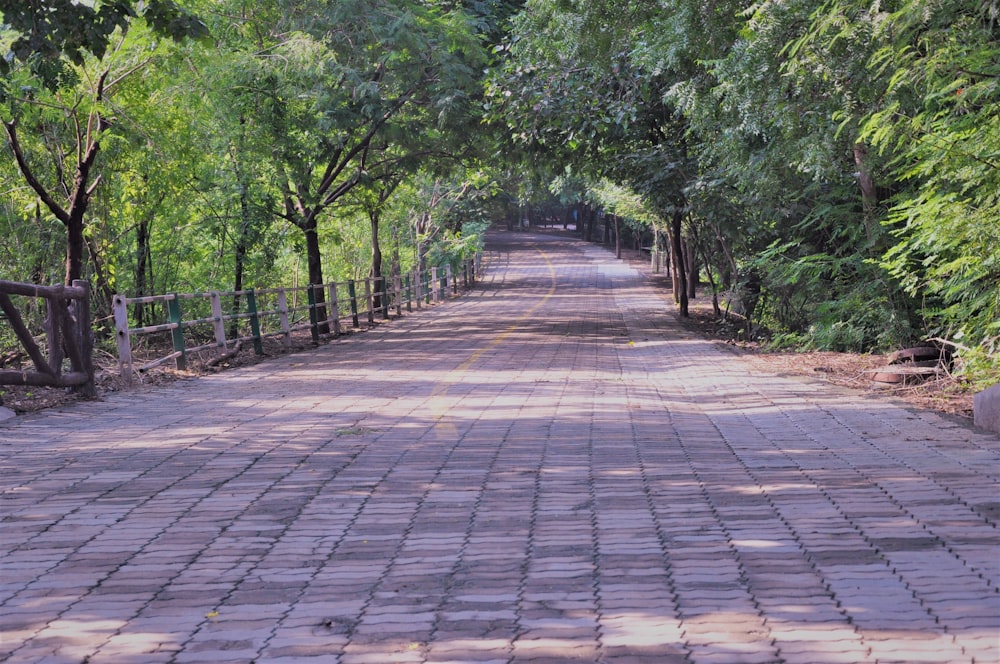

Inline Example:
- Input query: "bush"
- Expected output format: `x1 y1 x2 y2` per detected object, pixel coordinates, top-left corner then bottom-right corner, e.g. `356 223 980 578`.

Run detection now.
804 292 912 352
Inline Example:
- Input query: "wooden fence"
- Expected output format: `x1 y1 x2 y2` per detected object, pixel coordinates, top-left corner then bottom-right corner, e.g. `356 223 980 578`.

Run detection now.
0 279 95 396
113 258 481 383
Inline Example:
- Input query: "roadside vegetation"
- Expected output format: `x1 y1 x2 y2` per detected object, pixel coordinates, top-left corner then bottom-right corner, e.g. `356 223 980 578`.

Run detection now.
2 0 997 393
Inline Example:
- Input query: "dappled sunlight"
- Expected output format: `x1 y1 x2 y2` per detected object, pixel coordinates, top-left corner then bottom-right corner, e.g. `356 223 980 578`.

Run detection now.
600 611 684 646
3 617 134 656
729 483 817 495
2 233 996 664
730 538 801 550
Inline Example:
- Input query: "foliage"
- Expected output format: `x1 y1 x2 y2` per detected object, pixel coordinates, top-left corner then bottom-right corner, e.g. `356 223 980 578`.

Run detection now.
484 0 998 384
2 0 996 386
427 220 490 270
861 0 999 376
0 0 206 77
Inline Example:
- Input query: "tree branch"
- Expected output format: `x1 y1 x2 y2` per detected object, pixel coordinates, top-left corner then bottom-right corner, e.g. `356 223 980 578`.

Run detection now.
315 82 422 200
2 119 71 225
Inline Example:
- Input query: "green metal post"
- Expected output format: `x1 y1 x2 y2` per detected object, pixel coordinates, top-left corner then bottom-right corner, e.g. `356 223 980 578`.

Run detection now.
307 285 320 344
167 295 187 370
348 279 360 328
246 289 264 354
380 277 390 319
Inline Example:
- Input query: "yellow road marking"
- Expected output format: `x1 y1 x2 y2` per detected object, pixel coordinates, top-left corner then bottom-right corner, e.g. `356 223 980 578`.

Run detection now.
430 245 558 437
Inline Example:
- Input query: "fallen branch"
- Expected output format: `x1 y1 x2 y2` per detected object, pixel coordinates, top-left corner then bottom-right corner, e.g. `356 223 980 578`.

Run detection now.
207 340 243 368
927 337 973 353
138 351 183 372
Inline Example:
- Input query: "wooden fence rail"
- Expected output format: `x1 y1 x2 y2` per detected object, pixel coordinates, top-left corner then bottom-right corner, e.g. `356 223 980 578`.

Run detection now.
0 279 95 396
113 257 481 383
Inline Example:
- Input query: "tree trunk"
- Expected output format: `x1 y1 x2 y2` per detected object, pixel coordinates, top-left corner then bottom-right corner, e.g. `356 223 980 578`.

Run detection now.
231 187 251 338
370 209 383 309
415 211 431 277
692 227 721 317
64 208 88 287
684 237 697 299
614 215 621 259
669 242 680 303
670 210 688 317
713 231 734 291
135 215 152 327
302 220 330 335
585 206 596 242
854 142 880 245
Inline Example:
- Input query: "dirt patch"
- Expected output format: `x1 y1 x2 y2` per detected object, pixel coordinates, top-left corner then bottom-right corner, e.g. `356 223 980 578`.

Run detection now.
0 326 370 416
616 246 976 421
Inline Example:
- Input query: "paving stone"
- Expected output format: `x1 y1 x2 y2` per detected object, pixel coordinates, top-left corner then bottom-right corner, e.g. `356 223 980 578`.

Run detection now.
1 231 996 664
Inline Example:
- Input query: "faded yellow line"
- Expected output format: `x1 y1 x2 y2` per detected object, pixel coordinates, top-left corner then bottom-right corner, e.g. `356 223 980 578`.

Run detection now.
430 245 558 436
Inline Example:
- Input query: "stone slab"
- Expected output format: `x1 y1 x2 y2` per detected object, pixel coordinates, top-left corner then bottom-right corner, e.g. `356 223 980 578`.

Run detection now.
974 383 1000 433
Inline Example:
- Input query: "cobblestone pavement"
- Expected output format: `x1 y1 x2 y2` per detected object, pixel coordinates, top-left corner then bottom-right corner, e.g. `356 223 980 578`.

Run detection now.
1 231 998 664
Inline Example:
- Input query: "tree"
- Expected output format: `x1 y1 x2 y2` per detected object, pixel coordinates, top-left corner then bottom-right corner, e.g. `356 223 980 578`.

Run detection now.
0 0 203 72
487 0 701 314
860 0 999 379
211 0 485 330
0 0 205 285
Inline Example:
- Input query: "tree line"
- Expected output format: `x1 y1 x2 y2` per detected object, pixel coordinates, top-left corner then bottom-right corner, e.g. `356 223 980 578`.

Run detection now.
487 0 999 388
1 0 511 335
2 0 997 387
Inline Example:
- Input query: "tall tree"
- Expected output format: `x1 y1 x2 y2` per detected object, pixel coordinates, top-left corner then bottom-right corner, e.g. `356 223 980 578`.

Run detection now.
210 0 485 328
0 0 205 285
859 0 1000 372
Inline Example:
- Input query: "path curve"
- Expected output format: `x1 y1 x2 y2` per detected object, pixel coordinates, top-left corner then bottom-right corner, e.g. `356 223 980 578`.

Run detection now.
1 231 998 664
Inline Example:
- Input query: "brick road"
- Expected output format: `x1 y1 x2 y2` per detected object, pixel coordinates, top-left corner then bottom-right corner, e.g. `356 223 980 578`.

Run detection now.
1 231 998 663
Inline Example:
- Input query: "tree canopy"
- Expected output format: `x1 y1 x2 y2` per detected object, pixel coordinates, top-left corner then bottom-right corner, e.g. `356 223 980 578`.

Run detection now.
485 0 999 385
2 0 997 386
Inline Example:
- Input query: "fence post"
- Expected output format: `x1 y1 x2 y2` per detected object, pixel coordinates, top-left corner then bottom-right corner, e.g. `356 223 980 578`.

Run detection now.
430 268 437 303
347 280 360 327
167 294 187 370
209 291 227 351
364 278 374 325
246 289 264 354
414 271 422 310
393 275 403 317
44 294 64 376
113 294 134 382
306 285 320 344
71 279 95 396
276 288 291 347
328 282 342 336
380 277 390 320
405 274 412 312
